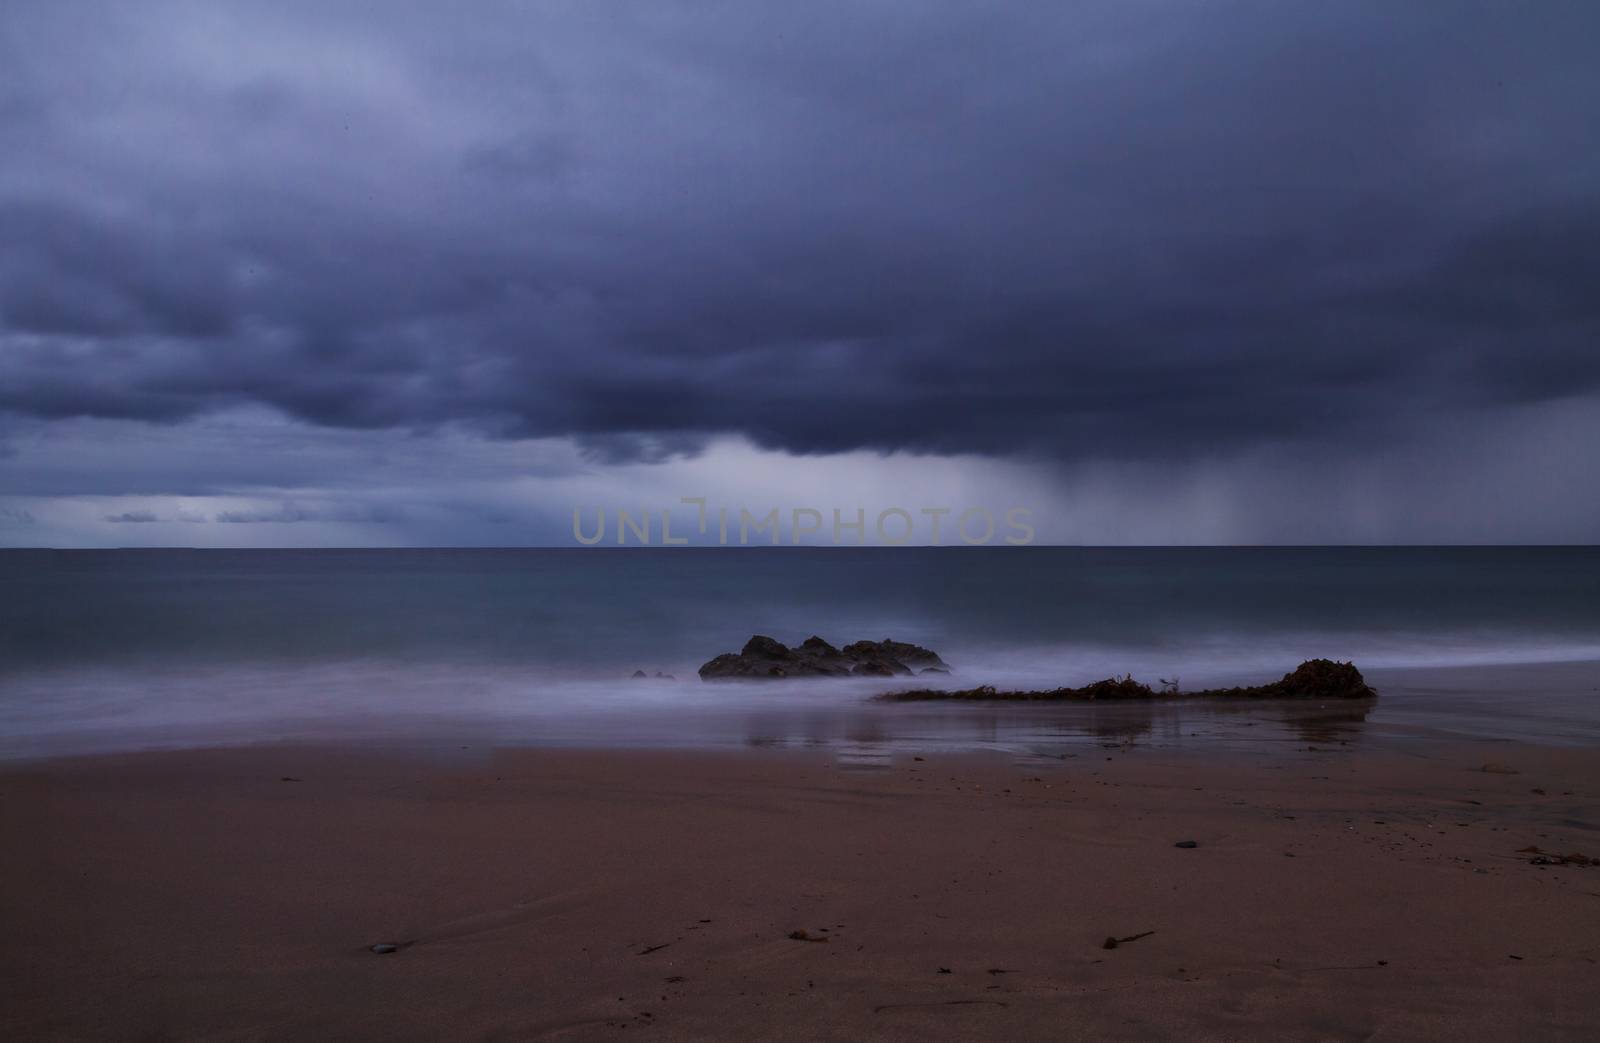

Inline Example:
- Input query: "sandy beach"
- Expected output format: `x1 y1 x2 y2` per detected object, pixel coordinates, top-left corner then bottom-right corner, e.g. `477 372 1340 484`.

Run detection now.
3 740 1597 1041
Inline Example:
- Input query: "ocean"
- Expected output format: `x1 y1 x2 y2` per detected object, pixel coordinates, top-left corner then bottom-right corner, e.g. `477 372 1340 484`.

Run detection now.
3 547 1598 759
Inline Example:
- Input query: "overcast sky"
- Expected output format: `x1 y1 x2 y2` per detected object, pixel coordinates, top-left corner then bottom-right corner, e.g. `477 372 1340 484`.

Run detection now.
2 1 1597 546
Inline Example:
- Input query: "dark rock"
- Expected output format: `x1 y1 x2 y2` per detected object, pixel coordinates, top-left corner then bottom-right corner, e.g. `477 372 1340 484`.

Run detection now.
1175 840 1199 849
1262 659 1376 700
631 670 649 679
699 635 950 681
845 639 948 672
743 635 790 658
851 660 906 677
371 944 399 955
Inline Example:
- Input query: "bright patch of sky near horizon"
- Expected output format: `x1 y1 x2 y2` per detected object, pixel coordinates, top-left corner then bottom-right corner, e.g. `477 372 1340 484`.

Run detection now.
3 398 1597 546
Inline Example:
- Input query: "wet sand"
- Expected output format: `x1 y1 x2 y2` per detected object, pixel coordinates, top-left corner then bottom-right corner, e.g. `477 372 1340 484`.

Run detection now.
2 741 1598 1041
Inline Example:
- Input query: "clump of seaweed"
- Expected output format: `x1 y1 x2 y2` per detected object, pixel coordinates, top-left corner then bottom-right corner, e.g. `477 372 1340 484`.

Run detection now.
893 674 1158 702
879 659 1375 702
1199 658 1375 700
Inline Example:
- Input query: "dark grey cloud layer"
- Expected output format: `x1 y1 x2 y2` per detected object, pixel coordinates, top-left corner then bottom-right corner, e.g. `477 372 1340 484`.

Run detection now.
2 0 1598 468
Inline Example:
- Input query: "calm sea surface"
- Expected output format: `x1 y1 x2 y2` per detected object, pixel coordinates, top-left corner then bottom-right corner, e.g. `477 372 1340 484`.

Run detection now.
3 547 1598 759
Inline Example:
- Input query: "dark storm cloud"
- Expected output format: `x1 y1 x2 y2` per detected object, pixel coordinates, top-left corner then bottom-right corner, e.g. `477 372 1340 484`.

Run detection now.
2 0 1598 463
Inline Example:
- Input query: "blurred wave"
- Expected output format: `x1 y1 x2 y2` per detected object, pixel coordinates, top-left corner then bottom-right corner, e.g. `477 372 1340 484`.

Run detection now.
2 547 1598 757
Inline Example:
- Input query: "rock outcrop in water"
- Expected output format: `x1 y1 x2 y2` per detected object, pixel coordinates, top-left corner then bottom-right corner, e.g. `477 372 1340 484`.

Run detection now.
1199 658 1375 700
879 658 1375 702
698 635 950 680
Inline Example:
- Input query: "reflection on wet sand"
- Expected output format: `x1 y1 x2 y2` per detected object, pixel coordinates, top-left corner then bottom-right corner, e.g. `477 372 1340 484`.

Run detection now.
1195 697 1376 746
741 697 1375 767
1285 699 1375 745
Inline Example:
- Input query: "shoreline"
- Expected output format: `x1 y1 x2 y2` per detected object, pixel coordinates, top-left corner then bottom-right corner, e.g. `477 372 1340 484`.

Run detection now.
4 740 1598 1040
5 656 1600 764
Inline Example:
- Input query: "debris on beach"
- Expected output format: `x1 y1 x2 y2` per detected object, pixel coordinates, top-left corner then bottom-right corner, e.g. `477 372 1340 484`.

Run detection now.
881 659 1376 702
699 635 950 680
1174 840 1199 849
370 943 399 955
1517 846 1594 867
787 929 829 942
1103 931 1155 950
